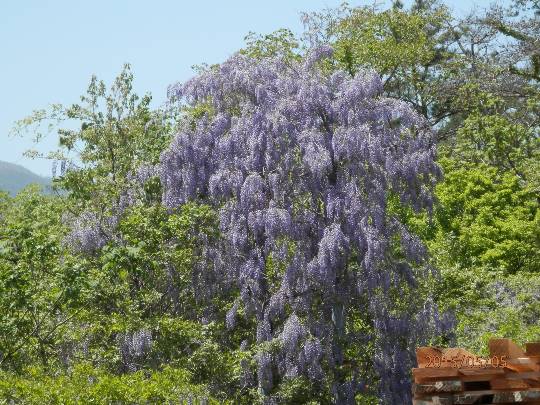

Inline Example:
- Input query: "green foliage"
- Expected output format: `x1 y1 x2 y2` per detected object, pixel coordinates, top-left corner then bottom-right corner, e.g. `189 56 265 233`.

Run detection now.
241 28 301 62
435 267 540 355
0 364 219 404
263 376 331 404
425 157 540 356
330 2 455 124
94 202 219 317
14 64 174 213
448 86 540 188
431 158 539 275
333 6 444 75
0 186 87 371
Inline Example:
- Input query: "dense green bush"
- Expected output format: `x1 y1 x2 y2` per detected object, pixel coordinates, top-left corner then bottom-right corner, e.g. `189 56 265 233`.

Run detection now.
0 365 216 404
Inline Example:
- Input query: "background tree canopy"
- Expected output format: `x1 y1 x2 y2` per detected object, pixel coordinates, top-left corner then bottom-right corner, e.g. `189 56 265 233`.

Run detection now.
1 0 538 404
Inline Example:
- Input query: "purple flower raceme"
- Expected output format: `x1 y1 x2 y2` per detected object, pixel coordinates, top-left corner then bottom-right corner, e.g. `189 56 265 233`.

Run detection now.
117 329 152 372
64 164 160 254
65 211 109 254
159 45 450 403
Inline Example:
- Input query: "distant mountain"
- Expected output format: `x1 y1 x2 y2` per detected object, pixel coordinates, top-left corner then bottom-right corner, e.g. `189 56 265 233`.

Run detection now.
0 160 51 196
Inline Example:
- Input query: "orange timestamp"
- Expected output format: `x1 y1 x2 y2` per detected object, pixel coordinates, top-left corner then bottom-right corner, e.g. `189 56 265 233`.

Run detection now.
424 354 508 368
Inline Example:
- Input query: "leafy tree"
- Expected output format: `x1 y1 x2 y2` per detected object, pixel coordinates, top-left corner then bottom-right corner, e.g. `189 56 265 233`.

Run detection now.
483 0 540 83
302 1 461 134
0 186 87 371
430 158 540 275
6 66 236 400
13 63 174 215
241 28 301 62
454 90 539 184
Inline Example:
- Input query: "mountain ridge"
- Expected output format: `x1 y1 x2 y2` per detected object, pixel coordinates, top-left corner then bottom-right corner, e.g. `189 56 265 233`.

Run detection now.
0 160 51 196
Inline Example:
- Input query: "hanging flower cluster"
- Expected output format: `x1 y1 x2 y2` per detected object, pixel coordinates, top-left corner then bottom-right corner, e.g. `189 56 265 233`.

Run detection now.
159 46 448 402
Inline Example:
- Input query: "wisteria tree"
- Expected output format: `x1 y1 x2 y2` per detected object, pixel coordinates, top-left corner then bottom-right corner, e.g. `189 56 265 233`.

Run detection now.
161 46 453 403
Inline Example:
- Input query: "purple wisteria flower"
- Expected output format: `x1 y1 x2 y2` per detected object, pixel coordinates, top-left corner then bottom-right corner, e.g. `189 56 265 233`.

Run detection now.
158 45 448 403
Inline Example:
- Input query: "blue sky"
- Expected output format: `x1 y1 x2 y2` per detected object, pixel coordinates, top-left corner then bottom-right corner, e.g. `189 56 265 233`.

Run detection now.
1 0 499 176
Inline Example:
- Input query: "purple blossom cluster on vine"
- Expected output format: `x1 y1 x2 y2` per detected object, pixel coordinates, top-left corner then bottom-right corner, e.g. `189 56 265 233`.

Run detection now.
159 45 453 403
